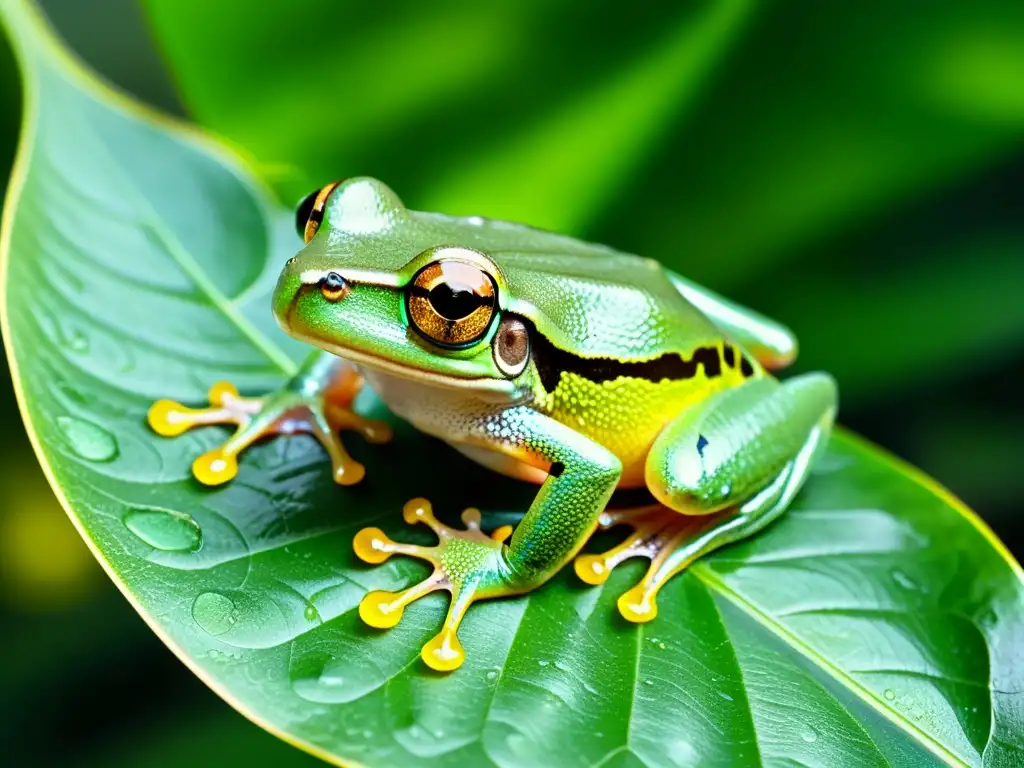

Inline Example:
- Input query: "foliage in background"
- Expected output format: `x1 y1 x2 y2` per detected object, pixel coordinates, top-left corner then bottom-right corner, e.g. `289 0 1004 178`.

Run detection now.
0 0 1021 764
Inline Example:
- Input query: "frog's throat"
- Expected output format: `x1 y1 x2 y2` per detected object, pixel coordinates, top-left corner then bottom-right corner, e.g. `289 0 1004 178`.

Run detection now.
294 335 516 395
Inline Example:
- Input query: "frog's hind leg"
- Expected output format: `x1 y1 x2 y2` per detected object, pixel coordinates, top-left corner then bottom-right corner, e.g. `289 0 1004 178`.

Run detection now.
147 352 391 486
576 372 836 622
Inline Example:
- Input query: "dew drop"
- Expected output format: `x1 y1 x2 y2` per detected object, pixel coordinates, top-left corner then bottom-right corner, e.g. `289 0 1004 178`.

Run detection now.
538 659 549 667
801 726 819 743
56 416 118 462
304 604 320 622
884 688 896 701
644 679 654 686
192 591 238 636
486 669 498 681
718 691 734 701
124 508 201 552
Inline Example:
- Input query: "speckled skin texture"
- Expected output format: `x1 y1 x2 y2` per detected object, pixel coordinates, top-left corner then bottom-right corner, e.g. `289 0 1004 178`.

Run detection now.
154 176 838 670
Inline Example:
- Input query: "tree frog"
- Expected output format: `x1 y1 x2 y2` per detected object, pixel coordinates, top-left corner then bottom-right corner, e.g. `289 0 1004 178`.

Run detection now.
148 177 837 672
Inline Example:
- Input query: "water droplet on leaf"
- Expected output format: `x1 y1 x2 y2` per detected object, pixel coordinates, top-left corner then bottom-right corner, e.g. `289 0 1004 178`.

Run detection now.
884 688 896 701
192 591 238 636
801 726 819 743
124 508 201 552
57 416 118 462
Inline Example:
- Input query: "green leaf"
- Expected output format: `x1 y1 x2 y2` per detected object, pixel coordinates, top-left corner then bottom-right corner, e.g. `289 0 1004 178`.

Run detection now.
2 3 1022 767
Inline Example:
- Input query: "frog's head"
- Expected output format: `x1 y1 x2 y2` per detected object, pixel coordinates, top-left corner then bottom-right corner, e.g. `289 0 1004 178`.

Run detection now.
273 178 531 397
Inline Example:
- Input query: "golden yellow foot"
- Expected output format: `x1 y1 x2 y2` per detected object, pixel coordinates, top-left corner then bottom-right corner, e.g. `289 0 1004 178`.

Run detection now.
353 498 517 672
574 505 722 624
147 378 391 486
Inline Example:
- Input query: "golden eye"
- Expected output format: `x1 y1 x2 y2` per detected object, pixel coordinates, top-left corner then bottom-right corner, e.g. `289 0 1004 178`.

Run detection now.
407 260 496 347
492 315 530 377
295 180 342 243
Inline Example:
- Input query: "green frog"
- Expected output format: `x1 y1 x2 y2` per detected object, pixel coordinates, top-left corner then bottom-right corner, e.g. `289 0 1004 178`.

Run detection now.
148 177 837 672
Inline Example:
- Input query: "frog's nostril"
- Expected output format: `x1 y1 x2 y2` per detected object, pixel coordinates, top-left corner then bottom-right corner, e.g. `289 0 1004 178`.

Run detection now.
320 272 349 303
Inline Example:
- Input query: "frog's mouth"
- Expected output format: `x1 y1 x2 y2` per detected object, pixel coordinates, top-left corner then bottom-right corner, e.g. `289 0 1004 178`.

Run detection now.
281 316 516 396
317 339 516 395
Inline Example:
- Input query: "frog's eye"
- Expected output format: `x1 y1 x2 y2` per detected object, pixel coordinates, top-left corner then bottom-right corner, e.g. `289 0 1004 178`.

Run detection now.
492 315 530 377
295 180 342 243
407 260 496 347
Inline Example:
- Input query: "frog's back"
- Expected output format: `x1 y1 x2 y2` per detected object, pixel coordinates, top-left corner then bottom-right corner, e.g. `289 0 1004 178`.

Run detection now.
411 211 722 362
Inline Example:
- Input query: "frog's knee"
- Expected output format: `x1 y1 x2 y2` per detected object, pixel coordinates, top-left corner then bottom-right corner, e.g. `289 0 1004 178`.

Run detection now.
644 443 731 514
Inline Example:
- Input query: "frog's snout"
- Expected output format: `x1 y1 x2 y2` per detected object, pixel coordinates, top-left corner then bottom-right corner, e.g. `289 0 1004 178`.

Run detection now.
272 257 304 332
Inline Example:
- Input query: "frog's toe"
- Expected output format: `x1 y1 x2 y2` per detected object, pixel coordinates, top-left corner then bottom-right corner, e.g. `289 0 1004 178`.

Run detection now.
573 506 709 623
148 379 386 486
353 498 521 672
192 448 240 486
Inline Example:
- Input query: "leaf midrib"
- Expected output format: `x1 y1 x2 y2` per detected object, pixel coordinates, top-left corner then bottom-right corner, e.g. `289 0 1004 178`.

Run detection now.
45 48 297 380
692 563 968 767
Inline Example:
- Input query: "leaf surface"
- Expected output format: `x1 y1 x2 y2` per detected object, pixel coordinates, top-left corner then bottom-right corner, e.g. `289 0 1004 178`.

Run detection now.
2 4 1022 767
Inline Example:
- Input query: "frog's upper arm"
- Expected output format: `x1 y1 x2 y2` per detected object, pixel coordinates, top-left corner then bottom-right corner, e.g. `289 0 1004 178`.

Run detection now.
666 270 797 369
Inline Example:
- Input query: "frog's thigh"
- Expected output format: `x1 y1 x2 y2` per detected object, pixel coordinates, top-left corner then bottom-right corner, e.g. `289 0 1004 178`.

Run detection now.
603 373 836 622
645 373 837 515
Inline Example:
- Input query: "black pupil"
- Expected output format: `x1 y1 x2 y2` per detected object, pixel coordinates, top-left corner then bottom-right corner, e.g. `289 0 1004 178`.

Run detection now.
324 272 345 291
429 282 484 320
295 189 319 237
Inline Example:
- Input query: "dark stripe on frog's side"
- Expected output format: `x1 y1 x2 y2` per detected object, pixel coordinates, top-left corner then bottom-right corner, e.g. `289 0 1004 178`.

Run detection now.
530 322 737 394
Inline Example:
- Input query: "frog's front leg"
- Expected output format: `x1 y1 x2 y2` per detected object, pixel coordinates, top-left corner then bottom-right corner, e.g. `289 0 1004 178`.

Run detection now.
353 406 621 671
576 373 837 621
147 351 391 486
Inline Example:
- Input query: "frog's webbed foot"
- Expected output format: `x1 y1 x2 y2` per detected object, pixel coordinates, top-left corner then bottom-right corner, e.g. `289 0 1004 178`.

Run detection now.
574 505 723 624
353 498 519 672
147 367 391 486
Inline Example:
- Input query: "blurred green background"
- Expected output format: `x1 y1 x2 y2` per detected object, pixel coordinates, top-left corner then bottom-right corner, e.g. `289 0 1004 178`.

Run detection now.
0 0 1021 764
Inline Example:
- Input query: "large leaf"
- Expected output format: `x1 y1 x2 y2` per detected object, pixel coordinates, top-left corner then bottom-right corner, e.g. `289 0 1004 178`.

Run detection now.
2 3 1023 767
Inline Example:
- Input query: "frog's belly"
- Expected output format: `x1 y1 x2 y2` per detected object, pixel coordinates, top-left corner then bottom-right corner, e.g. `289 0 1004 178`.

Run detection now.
446 442 551 484
360 366 657 489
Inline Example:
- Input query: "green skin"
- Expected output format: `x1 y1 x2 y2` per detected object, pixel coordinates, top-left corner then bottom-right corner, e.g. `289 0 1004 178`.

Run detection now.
152 176 837 671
